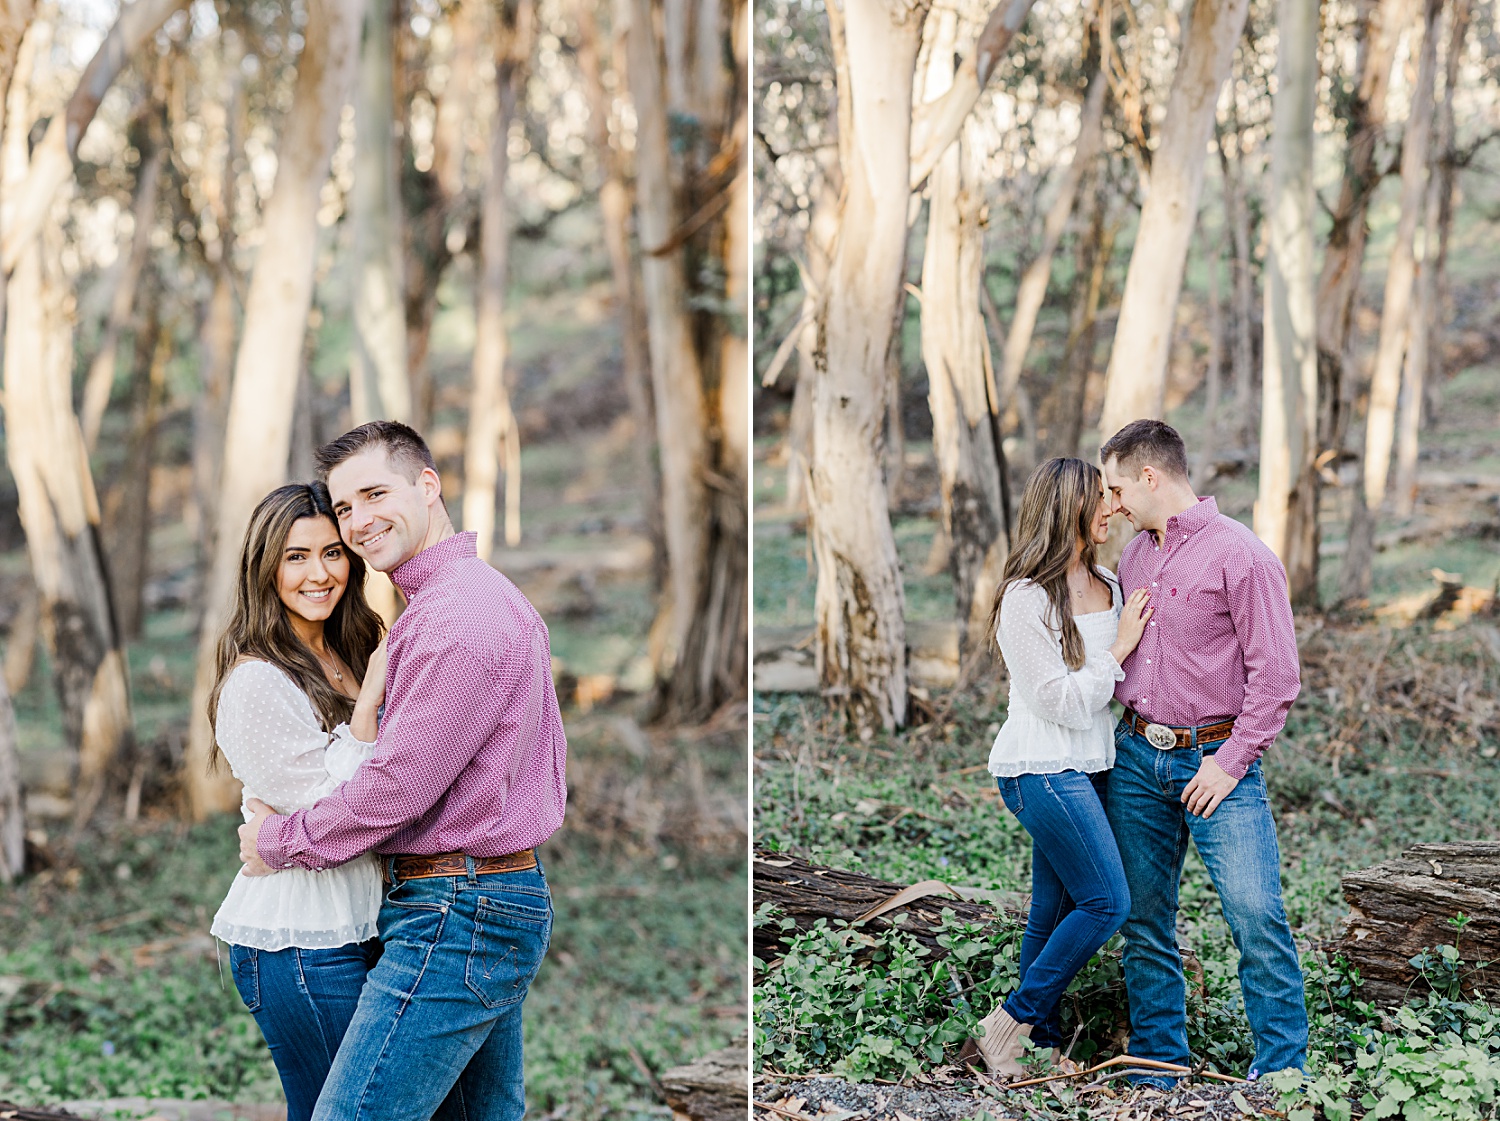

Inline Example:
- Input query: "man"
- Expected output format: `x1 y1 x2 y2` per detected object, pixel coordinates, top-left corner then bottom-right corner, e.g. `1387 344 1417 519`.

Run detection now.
237 420 568 1121
1100 419 1305 1087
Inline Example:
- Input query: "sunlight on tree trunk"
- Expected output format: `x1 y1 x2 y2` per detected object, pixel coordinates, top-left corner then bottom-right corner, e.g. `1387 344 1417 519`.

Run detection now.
1339 0 1441 603
919 9 1008 664
1097 0 1250 442
349 0 411 426
1255 0 1318 571
184 0 366 820
464 0 531 561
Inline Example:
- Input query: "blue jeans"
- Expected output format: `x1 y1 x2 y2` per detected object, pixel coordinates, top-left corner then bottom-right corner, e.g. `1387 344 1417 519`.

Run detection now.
1107 721 1307 1083
310 862 553 1121
228 940 381 1121
997 770 1130 1048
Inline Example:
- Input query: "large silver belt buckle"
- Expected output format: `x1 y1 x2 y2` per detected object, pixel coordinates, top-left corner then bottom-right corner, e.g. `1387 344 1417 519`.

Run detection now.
1144 723 1178 751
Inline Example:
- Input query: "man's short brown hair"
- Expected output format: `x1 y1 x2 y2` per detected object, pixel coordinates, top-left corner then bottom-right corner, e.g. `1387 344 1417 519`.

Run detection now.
1100 419 1190 480
314 420 438 484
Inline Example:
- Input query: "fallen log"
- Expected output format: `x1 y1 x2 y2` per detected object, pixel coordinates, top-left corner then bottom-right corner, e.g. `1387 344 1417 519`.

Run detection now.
1335 842 1500 1006
753 848 1026 962
660 1034 748 1121
0 1105 82 1121
753 620 962 694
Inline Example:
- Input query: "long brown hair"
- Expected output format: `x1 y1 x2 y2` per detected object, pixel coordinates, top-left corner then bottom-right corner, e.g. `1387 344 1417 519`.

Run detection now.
987 457 1105 670
207 483 384 769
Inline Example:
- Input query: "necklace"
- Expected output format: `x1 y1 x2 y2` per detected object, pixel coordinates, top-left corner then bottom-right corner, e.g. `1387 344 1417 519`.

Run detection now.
314 648 344 682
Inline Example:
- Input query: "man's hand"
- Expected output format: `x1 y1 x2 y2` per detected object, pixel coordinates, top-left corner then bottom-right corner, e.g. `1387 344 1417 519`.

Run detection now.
238 798 276 877
1181 756 1239 819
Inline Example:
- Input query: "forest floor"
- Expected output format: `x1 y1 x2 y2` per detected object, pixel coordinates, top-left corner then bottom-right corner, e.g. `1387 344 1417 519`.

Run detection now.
0 245 748 1116
751 360 1500 1117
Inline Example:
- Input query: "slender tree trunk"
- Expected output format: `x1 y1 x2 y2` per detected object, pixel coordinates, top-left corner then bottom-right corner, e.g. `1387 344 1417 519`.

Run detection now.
1255 0 1318 571
0 668 22 881
1338 0 1441 603
786 154 840 513
884 288 907 511
4 580 38 695
1201 225 1224 463
80 120 162 452
184 0 366 820
1096 0 1250 442
996 65 1105 407
464 0 531 560
576 0 665 585
1219 118 1257 445
108 277 166 641
1296 0 1415 602
1394 0 1466 516
808 0 929 730
1042 180 1115 462
919 8 1006 661
1425 0 1468 424
627 0 713 702
349 0 411 425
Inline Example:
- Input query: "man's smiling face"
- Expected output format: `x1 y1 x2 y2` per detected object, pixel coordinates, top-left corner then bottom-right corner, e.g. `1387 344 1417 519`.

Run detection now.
326 446 443 573
1103 456 1160 534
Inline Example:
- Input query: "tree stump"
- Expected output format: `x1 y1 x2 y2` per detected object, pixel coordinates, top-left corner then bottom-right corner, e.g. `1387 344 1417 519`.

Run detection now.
753 848 1023 962
1335 842 1500 1005
659 1034 748 1121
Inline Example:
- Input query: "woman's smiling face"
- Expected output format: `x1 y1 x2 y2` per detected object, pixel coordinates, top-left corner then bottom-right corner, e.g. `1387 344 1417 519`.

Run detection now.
277 515 350 626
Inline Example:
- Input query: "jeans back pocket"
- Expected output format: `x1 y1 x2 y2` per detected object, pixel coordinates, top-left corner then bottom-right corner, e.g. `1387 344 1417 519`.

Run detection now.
998 776 1024 816
229 945 261 1012
465 893 552 1010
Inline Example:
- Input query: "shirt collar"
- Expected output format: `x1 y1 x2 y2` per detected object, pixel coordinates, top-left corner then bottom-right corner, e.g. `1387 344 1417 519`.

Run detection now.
1160 496 1218 543
391 531 476 597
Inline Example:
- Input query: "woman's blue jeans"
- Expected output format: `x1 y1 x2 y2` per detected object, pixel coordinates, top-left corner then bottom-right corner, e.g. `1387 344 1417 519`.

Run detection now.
996 769 1130 1048
228 939 381 1121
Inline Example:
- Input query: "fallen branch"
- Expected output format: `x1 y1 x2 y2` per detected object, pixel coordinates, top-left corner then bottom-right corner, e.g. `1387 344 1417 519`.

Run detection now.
1003 1054 1248 1090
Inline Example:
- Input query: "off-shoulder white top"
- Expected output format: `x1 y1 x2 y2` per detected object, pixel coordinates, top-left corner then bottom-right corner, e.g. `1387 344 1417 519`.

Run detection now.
987 569 1125 777
209 660 382 950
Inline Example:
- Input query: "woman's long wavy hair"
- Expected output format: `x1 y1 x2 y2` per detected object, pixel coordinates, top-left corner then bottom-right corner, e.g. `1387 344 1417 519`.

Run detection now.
986 457 1104 671
207 483 384 770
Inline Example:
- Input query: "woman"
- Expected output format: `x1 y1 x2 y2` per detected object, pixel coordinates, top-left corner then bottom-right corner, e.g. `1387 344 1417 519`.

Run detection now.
968 457 1152 1077
208 483 387 1121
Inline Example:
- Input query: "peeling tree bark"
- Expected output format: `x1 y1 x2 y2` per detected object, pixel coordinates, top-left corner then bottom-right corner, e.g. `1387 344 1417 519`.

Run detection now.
464 0 531 561
1338 0 1441 604
1096 0 1250 443
183 0 366 820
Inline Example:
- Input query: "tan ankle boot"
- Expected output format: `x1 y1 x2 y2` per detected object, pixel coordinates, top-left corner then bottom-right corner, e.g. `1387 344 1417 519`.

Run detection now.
972 1005 1035 1078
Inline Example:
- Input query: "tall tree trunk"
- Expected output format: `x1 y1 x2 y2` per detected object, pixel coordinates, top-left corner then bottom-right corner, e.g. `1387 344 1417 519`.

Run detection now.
1424 0 1468 425
919 8 1007 662
80 114 163 453
1218 115 1257 446
996 64 1106 408
1394 0 1467 517
1096 0 1250 442
349 0 411 425
627 0 712 704
576 0 664 586
807 0 928 730
183 0 366 820
785 153 840 513
1295 0 1415 603
108 276 166 641
0 668 22 881
1255 0 1318 572
464 0 531 561
2 23 131 831
1201 223 1225 466
1338 0 1441 603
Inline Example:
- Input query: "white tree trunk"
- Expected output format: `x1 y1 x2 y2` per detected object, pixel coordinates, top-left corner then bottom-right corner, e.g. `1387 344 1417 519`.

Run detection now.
1254 0 1318 566
464 0 530 561
1338 0 1440 601
349 0 411 425
184 0 366 820
919 8 1007 660
627 0 711 690
808 0 928 729
1096 0 1250 442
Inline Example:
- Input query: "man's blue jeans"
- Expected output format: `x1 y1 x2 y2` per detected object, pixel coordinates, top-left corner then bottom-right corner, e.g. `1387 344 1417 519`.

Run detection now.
229 940 381 1121
1106 721 1306 1083
311 863 553 1121
997 770 1130 1049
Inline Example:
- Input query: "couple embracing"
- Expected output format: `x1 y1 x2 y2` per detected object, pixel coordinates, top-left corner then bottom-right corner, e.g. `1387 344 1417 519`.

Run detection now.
970 420 1305 1089
205 421 567 1121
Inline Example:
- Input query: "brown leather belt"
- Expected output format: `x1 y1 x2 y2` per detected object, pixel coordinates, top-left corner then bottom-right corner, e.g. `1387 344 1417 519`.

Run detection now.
1124 708 1236 750
382 849 537 884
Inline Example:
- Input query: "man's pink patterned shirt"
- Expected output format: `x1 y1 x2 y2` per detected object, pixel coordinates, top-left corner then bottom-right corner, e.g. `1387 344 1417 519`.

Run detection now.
1114 496 1300 780
258 531 568 870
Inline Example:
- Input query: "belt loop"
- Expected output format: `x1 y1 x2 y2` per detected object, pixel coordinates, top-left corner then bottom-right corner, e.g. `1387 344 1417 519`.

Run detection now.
464 854 478 885
386 855 398 885
1190 723 1198 750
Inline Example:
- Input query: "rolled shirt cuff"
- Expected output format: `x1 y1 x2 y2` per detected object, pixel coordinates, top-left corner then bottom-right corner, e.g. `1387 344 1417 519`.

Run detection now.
255 813 292 870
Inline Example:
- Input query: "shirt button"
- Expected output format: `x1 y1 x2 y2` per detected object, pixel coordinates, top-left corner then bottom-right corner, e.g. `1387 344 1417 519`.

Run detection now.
1146 659 1151 664
1150 621 1156 626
